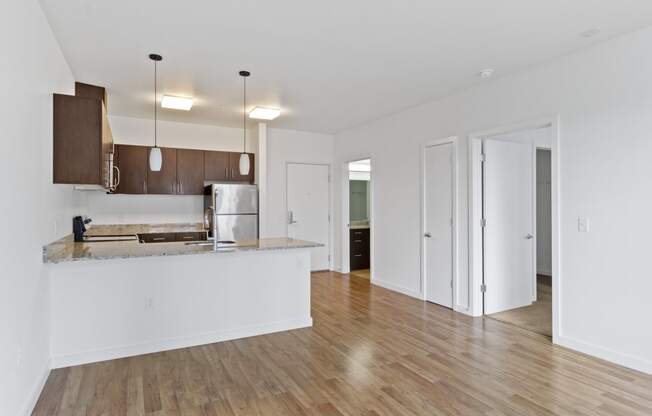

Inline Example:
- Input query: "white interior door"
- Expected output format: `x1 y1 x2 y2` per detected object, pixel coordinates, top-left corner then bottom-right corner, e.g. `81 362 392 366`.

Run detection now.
424 143 453 308
287 163 330 271
483 138 534 314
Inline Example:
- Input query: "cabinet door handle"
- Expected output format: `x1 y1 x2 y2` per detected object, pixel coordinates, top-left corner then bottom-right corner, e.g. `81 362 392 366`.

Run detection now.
179 181 183 194
152 237 166 241
354 254 363 257
142 181 146 193
225 167 228 178
182 236 194 240
354 239 362 243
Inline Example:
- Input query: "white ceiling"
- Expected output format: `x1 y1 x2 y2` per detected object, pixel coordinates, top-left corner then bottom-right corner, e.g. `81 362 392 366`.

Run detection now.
40 0 652 134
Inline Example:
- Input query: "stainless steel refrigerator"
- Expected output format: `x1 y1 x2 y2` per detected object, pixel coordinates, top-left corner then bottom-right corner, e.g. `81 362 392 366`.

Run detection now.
203 184 258 242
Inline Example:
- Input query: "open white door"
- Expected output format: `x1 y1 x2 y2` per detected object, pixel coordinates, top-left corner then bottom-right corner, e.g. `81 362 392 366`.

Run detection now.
287 163 330 271
483 138 534 314
424 143 453 308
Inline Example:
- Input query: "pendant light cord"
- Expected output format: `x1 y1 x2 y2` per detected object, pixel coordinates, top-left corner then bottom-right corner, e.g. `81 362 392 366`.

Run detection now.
243 75 246 154
154 59 158 148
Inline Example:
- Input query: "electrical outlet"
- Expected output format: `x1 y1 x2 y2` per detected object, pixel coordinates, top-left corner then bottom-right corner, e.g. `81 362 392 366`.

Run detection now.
145 297 153 310
578 217 590 232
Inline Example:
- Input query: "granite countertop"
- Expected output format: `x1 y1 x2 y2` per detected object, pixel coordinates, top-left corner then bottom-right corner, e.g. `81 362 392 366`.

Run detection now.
350 225 370 230
43 223 322 264
349 221 370 230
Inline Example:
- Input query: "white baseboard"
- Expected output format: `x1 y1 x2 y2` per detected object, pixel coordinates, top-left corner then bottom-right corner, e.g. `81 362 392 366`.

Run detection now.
21 365 50 416
51 317 312 369
372 278 422 299
557 335 652 375
454 304 475 316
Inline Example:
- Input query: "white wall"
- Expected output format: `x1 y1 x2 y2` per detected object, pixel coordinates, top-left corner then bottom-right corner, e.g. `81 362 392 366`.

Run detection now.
85 116 257 224
0 0 81 414
264 128 335 238
333 26 652 373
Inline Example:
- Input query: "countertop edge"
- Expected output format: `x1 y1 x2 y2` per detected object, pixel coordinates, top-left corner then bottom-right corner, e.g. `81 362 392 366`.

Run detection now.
43 239 322 265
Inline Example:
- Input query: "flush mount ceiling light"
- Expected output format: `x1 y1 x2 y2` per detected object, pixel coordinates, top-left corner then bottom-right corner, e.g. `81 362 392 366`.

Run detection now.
238 70 251 176
479 68 495 79
161 95 193 111
249 106 281 120
148 53 163 172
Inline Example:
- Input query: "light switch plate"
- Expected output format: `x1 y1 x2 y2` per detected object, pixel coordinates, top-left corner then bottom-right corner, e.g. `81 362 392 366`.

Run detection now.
578 217 590 232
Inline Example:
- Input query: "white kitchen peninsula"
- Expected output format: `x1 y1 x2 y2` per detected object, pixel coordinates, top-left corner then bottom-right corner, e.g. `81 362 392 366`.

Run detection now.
43 230 319 368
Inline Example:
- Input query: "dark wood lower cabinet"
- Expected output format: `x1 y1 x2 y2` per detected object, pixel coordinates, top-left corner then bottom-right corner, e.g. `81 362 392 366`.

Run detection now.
350 228 370 270
114 145 148 194
146 148 177 194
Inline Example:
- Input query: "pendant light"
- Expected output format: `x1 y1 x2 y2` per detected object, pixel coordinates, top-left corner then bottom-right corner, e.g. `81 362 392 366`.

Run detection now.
238 70 250 175
149 53 163 171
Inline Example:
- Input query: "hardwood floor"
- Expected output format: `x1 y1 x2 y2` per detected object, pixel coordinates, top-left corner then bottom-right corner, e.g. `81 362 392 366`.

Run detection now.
34 271 652 415
349 268 370 280
488 275 552 337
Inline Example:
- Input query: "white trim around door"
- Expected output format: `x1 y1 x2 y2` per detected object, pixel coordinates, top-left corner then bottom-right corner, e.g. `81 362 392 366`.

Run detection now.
468 116 561 344
420 137 463 312
340 155 374 280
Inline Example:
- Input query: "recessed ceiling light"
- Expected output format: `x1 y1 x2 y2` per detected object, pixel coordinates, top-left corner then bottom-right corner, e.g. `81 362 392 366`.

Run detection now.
479 69 494 79
249 106 281 120
161 95 193 111
579 28 601 38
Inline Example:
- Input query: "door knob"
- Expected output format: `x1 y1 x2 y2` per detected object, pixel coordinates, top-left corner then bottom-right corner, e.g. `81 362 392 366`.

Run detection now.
424 232 432 238
526 234 534 239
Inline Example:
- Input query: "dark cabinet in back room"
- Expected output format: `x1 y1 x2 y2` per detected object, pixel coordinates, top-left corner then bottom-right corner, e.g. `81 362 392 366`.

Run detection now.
114 145 148 194
176 149 205 195
350 228 370 270
146 148 177 194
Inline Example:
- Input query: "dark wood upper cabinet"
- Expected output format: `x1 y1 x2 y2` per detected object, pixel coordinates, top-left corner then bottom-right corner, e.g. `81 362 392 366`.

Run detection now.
75 82 108 107
53 94 110 185
204 151 230 182
176 149 204 195
53 82 114 186
146 148 177 194
229 152 255 183
114 146 255 195
114 145 148 194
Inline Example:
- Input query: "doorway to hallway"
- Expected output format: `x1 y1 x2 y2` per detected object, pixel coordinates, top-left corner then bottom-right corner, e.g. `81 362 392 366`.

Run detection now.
348 159 371 280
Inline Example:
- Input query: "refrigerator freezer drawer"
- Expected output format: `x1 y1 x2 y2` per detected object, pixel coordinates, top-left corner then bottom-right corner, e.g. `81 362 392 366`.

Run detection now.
215 214 258 241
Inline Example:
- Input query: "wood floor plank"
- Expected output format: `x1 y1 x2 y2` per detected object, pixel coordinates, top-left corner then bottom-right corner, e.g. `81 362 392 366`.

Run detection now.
33 271 652 416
